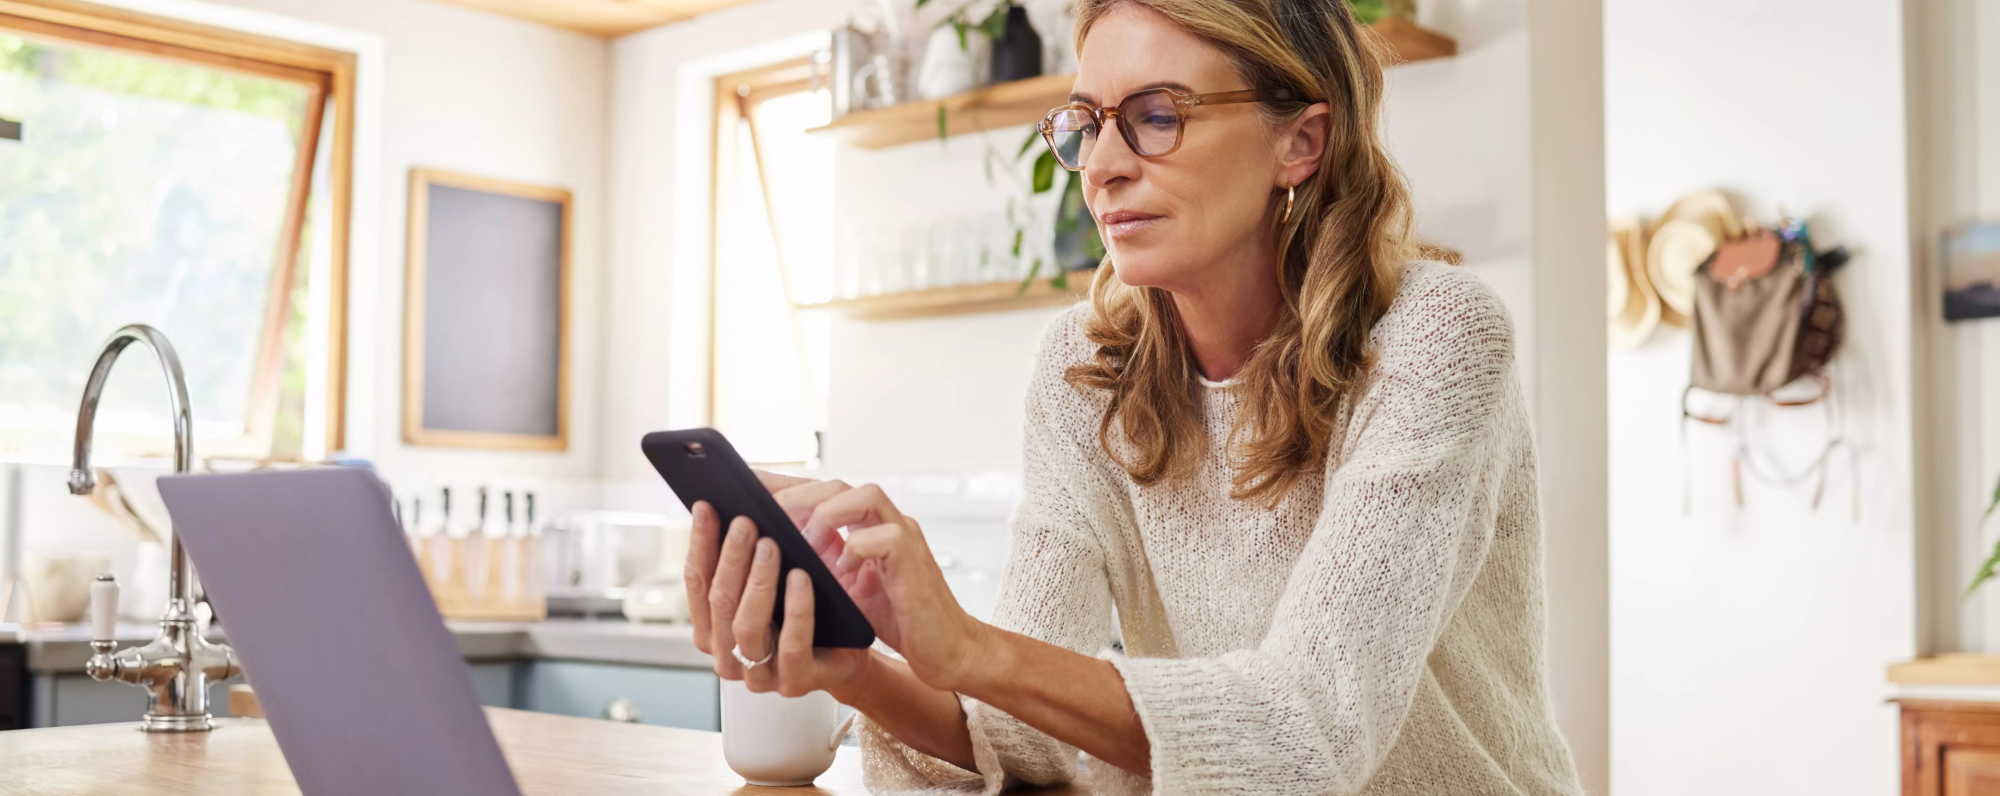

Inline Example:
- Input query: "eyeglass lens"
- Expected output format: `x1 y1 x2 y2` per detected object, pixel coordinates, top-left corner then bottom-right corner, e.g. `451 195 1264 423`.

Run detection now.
1045 92 1182 170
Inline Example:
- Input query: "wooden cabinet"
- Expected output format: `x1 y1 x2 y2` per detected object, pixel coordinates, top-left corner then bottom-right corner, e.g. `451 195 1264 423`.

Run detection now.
1899 700 2000 795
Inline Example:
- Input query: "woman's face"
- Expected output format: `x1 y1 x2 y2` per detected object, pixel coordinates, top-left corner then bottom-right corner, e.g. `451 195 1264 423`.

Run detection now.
1073 6 1319 296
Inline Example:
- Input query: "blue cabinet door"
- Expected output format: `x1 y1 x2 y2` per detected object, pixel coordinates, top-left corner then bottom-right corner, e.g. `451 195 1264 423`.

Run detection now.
513 661 719 731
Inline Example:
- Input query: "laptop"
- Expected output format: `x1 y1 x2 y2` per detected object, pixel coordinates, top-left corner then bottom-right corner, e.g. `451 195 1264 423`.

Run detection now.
156 467 522 796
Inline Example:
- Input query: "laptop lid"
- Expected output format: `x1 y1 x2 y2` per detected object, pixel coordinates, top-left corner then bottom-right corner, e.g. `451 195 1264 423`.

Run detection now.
157 467 521 796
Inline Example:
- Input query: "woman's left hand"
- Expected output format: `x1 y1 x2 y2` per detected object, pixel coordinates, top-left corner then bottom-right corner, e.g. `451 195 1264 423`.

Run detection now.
794 484 992 692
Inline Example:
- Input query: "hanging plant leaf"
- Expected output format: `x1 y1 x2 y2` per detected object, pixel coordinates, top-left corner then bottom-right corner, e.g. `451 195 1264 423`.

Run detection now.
1011 227 1024 258
1348 0 1388 24
1053 169 1083 233
1970 535 2000 599
1019 127 1042 160
980 1 1012 44
1084 218 1106 260
1031 149 1056 194
1050 266 1068 290
952 19 969 51
1016 256 1043 295
1984 472 2000 522
1965 471 2000 598
936 104 948 142
916 0 933 7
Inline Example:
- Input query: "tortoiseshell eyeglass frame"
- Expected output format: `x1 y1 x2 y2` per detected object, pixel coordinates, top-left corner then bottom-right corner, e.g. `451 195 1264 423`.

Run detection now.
1036 86 1297 171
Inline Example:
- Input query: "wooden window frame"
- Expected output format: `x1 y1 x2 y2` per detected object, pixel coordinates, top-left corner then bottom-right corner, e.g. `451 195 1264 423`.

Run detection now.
707 56 819 464
0 0 355 456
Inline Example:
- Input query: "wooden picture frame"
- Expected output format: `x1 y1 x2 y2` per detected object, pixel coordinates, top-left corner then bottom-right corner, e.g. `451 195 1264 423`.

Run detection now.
403 168 571 451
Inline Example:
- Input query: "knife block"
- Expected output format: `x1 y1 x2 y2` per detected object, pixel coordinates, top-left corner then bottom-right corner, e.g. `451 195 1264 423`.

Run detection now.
414 535 546 622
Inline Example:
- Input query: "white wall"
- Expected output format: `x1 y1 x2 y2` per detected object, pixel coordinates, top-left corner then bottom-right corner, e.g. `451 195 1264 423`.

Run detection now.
1915 0 2000 659
1604 1 1918 794
1910 0 1981 658
8 0 612 613
217 0 612 487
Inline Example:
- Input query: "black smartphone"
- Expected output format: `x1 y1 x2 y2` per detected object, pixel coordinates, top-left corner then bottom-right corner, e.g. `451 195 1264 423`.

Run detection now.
641 429 875 649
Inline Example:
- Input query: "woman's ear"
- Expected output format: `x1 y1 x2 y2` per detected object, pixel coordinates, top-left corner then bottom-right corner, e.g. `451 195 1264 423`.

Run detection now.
1277 102 1331 187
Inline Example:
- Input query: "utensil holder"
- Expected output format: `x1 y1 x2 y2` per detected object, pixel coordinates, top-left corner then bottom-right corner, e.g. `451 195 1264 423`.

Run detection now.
418 536 545 622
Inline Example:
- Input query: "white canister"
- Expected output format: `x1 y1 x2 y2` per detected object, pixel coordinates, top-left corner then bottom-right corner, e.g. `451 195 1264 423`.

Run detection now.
917 23 987 100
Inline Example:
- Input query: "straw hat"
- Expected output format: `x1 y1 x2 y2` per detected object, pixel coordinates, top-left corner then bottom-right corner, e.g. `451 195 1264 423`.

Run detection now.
1609 216 1660 350
1647 190 1744 322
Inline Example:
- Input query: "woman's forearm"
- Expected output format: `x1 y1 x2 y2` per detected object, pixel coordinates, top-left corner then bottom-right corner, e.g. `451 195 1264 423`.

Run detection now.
837 650 980 772
954 626 1150 775
835 629 1150 780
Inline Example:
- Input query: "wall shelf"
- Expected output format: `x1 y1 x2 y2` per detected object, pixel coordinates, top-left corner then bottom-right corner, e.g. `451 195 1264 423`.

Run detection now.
808 73 1075 150
808 19 1458 150
798 275 1087 321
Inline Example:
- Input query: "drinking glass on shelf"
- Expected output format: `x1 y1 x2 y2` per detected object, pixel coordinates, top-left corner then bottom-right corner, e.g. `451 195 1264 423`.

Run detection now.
943 217 976 287
881 224 909 294
991 214 1022 283
903 221 934 292
834 223 861 299
862 226 892 297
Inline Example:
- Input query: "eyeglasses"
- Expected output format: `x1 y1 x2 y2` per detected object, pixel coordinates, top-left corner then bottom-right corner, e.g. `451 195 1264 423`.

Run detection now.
1037 86 1296 171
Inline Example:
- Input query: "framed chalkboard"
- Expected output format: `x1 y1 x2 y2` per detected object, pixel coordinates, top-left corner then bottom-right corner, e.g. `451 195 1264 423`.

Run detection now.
402 169 570 450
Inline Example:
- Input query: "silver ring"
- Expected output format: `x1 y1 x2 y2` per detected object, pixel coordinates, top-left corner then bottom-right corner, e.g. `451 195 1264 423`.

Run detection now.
731 641 774 670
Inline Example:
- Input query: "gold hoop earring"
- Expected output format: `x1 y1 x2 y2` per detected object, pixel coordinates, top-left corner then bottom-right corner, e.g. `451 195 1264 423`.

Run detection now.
1280 183 1295 225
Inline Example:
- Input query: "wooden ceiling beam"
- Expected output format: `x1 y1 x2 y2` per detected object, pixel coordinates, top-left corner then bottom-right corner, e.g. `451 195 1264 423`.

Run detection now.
421 0 761 39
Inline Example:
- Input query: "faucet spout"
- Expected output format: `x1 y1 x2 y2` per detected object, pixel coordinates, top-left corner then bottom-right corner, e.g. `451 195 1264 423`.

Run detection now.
70 324 194 495
70 324 230 732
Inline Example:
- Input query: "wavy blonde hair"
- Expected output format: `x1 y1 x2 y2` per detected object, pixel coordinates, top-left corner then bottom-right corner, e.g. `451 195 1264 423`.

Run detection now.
1064 0 1416 504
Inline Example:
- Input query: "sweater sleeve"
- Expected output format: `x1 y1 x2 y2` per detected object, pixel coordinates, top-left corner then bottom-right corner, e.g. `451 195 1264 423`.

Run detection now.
1106 278 1516 794
858 312 1117 795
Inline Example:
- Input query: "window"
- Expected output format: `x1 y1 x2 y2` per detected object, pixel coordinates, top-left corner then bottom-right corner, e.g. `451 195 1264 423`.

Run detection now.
0 2 353 461
709 59 834 464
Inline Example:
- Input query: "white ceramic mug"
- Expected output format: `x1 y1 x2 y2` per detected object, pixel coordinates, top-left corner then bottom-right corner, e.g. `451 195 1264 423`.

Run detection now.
720 679 857 786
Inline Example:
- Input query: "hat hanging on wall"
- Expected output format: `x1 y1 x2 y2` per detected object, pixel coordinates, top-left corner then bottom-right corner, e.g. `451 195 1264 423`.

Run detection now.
1609 216 1660 350
1646 190 1744 324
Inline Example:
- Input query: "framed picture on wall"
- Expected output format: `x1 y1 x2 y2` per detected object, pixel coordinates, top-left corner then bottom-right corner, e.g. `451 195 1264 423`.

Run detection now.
1944 222 2000 322
403 168 571 450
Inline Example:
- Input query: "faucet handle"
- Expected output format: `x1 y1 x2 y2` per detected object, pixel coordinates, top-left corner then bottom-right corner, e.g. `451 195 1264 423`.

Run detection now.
90 574 118 644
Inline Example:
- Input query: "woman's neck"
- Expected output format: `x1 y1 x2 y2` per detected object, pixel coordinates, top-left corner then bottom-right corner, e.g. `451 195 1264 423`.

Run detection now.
1168 246 1282 383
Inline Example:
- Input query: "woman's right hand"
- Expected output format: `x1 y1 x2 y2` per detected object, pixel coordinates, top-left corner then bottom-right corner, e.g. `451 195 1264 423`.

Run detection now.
684 473 890 699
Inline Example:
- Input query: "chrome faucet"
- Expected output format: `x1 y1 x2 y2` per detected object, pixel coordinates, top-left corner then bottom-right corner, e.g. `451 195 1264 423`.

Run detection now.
71 324 237 732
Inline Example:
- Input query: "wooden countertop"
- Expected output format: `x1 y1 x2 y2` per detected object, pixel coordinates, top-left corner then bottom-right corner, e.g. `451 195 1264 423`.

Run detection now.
0 707 1085 795
1889 654 2000 685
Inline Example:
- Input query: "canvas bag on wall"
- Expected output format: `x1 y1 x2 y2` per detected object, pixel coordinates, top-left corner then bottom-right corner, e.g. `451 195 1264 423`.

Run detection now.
1687 227 1844 401
1682 221 1852 512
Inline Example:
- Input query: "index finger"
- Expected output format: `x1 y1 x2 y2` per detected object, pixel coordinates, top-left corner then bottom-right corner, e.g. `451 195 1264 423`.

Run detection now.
772 479 853 530
683 501 721 649
802 484 904 540
754 469 817 494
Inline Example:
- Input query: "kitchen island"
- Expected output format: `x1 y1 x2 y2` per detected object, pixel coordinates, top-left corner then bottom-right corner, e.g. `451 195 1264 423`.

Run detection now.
0 706 1087 794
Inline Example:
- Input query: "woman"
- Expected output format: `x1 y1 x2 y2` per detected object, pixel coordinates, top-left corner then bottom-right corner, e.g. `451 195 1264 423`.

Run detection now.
683 0 1583 793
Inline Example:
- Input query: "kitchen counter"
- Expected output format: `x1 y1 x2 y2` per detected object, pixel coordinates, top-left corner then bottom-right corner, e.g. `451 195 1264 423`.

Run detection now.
0 707 1087 794
18 618 710 673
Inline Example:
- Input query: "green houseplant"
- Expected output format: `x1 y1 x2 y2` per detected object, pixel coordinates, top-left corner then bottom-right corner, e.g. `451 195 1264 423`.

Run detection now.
1968 477 2000 597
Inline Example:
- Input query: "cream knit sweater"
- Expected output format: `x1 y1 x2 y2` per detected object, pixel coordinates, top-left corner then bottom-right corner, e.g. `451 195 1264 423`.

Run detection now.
857 261 1583 795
